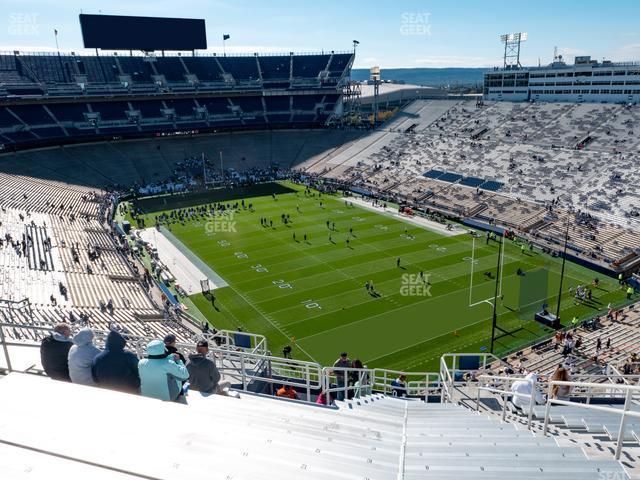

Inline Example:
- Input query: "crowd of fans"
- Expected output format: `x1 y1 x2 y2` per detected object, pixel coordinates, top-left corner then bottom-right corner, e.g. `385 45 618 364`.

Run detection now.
39 323 235 402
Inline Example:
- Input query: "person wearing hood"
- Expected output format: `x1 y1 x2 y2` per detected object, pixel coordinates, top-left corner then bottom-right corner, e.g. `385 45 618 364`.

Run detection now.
138 339 189 401
163 334 186 364
510 372 545 410
68 328 101 386
40 323 72 381
92 330 140 394
187 340 225 394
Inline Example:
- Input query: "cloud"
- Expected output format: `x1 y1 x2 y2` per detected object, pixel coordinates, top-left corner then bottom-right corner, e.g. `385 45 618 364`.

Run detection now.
608 43 640 61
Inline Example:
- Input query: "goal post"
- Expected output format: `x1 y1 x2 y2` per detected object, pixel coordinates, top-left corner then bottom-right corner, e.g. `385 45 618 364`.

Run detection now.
468 233 505 308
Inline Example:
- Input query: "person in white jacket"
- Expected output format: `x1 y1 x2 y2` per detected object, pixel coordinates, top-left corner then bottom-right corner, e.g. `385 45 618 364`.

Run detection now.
511 372 545 410
68 328 101 386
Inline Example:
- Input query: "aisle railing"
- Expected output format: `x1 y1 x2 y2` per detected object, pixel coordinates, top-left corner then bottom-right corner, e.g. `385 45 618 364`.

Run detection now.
542 380 640 460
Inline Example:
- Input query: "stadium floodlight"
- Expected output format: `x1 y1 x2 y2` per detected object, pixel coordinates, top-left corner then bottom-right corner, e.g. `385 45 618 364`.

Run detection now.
499 32 528 43
370 66 381 127
500 32 528 68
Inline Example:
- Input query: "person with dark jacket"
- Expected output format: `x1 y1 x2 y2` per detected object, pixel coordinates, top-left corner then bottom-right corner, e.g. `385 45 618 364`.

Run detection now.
164 334 186 363
187 340 221 394
92 330 140 394
40 323 72 381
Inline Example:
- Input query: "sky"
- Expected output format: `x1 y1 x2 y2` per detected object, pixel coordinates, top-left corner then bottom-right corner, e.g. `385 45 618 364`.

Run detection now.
2 0 640 69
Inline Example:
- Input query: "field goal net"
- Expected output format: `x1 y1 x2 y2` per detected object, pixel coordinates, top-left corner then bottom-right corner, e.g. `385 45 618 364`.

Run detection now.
468 232 557 321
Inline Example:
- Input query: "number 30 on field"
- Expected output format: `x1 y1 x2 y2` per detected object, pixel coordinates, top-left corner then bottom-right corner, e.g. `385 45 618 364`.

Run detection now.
273 279 292 289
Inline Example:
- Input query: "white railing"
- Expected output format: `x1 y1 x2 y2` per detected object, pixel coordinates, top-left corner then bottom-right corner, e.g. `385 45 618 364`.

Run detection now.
202 329 269 357
0 322 321 399
321 367 375 402
371 368 440 399
320 367 441 403
439 352 510 403
476 374 538 428
0 322 439 405
542 380 640 460
475 372 640 432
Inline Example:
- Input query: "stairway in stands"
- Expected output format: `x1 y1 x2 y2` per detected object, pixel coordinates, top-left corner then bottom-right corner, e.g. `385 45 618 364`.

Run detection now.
453 383 639 479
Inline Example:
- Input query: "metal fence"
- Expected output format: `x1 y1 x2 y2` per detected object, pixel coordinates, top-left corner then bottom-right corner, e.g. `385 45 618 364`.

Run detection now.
0 321 438 404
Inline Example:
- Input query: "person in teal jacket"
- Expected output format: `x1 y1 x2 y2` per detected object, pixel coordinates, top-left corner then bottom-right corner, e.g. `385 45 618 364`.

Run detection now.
139 339 189 401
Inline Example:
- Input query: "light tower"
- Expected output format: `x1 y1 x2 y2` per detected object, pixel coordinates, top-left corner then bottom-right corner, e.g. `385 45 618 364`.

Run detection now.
370 66 380 127
499 32 528 68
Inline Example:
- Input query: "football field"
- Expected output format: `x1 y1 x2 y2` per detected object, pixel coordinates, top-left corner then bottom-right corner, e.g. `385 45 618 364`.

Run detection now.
133 181 628 371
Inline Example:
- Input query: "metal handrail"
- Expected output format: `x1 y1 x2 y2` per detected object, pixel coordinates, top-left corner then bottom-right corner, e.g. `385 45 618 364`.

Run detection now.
542 380 640 460
1 322 442 405
321 367 375 402
372 368 439 400
475 374 539 429
440 356 454 403
439 352 510 403
0 321 321 399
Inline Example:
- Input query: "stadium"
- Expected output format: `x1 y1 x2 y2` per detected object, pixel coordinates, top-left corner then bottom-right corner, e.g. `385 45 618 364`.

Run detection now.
0 5 639 480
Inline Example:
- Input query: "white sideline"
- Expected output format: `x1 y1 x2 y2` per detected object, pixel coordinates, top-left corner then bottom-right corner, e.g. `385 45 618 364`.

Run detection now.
138 228 228 294
341 196 464 237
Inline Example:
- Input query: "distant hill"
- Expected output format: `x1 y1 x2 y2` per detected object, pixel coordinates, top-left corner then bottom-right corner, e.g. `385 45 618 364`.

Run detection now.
350 68 486 87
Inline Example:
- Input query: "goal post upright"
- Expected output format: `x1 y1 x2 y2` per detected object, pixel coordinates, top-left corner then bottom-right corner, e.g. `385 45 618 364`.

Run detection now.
469 230 506 309
468 235 476 307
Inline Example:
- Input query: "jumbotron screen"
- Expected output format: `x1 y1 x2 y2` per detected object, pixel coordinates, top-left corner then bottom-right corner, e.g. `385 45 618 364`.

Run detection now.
79 14 207 51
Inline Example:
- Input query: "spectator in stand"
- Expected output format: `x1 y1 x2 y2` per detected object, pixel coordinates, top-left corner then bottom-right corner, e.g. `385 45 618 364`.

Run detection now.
163 334 186 363
316 391 330 405
350 359 370 398
550 364 571 400
391 374 408 397
333 352 352 401
511 372 545 410
276 384 298 400
40 323 72 381
139 339 189 402
187 340 231 395
92 330 140 394
68 328 101 386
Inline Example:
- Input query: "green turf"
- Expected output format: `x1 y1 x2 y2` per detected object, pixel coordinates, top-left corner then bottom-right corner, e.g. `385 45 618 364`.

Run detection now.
134 181 632 372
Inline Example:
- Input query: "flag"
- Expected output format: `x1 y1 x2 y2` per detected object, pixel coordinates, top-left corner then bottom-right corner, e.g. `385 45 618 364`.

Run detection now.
223 34 230 41
54 29 58 36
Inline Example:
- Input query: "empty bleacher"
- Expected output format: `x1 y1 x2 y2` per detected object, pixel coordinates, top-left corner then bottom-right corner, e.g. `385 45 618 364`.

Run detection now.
0 373 629 479
309 99 640 266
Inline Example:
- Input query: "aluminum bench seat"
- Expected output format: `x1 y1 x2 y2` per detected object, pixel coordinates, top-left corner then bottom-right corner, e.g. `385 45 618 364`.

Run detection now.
602 422 640 442
403 472 624 480
402 457 626 473
404 445 586 458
